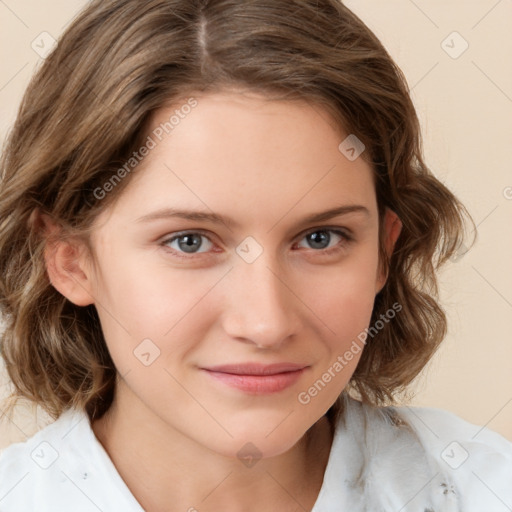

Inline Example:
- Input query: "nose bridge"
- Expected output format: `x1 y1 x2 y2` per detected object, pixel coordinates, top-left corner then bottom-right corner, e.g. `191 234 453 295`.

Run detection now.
221 250 300 348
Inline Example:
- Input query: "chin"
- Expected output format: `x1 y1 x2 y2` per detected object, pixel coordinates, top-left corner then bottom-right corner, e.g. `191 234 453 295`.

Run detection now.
210 415 311 461
211 433 304 463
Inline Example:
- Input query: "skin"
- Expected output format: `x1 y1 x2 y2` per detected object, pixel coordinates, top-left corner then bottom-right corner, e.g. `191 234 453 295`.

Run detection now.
42 89 402 512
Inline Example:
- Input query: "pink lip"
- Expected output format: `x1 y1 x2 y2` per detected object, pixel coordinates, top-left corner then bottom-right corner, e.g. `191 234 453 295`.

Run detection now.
201 363 308 394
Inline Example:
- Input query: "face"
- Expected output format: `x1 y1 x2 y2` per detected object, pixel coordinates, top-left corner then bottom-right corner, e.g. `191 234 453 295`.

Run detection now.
67 90 399 458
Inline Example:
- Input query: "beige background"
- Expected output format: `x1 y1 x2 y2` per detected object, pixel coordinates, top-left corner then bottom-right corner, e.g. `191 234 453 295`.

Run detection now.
0 0 511 449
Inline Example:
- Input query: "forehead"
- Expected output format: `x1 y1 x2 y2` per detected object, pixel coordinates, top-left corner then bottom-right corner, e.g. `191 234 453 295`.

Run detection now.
95 91 377 230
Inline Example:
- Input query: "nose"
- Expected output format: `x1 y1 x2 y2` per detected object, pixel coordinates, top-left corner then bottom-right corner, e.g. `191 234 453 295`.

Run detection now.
221 255 302 350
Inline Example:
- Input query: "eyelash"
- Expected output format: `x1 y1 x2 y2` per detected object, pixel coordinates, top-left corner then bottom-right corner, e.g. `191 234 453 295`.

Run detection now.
159 227 354 259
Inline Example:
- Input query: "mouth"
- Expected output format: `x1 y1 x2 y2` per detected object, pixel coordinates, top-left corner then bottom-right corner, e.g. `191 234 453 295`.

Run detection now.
200 363 309 394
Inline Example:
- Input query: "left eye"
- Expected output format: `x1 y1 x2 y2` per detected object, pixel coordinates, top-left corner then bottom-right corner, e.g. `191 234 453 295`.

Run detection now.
296 229 350 251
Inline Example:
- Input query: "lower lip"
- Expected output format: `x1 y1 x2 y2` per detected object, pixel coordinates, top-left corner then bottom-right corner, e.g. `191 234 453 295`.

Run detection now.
202 368 306 394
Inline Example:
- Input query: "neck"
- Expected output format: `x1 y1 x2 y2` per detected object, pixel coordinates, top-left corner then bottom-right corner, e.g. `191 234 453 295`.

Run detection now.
92 381 334 512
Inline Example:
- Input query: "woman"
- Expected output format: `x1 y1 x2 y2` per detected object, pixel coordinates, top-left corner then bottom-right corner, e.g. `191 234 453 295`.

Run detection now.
0 0 510 510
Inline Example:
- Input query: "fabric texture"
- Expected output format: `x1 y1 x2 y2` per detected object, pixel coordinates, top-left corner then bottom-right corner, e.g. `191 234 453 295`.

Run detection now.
1 395 511 511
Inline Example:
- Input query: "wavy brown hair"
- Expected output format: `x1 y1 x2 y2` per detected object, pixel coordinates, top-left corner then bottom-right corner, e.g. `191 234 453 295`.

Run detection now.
0 0 475 424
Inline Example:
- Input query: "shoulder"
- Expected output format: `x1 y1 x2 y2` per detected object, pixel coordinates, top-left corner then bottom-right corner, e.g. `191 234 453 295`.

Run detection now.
0 408 77 473
0 407 143 511
323 395 512 511
395 401 512 452
394 401 512 466
389 401 512 510
0 408 82 510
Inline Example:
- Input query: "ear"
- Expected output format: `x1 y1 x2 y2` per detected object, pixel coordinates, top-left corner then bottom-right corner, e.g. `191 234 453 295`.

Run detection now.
33 209 95 307
375 208 402 294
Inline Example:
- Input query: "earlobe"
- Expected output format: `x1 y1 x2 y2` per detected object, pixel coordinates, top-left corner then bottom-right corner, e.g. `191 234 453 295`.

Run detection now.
36 210 95 307
375 208 402 294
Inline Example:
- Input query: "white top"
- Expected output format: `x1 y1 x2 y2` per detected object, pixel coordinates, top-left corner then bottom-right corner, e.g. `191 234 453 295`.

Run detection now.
1 395 511 511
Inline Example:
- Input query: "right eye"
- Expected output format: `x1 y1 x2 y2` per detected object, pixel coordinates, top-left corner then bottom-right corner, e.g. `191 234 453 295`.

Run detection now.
160 231 216 257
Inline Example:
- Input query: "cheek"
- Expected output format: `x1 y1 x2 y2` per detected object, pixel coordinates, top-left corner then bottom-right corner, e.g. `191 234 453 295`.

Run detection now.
304 245 380 339
90 248 221 366
305 273 374 381
293 257 378 410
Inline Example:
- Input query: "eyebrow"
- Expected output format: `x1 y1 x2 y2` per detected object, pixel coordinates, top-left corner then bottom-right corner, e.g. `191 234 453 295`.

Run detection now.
135 204 370 228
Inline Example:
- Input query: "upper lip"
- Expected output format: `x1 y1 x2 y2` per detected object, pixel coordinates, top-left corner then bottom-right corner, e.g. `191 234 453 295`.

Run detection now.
202 363 308 375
